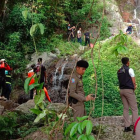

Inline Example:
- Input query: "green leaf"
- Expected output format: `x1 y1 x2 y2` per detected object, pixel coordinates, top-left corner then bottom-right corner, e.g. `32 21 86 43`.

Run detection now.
86 120 93 135
78 123 82 134
34 94 41 104
36 82 44 90
29 83 40 91
87 135 95 140
30 24 37 36
77 116 88 121
34 110 46 123
24 77 32 94
78 134 88 140
22 10 28 20
38 23 44 35
70 123 79 137
81 120 88 131
65 122 77 136
78 134 85 140
37 89 45 104
30 108 42 115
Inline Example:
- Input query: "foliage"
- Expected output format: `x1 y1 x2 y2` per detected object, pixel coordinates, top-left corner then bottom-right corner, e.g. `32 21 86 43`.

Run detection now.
65 116 95 140
0 112 37 140
83 36 140 117
112 30 128 56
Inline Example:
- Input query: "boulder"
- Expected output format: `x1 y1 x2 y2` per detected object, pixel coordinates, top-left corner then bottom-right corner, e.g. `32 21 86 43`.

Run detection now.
14 100 35 114
0 100 19 110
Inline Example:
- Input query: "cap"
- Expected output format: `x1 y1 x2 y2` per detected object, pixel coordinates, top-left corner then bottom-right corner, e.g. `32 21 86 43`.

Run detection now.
0 59 5 62
76 60 89 68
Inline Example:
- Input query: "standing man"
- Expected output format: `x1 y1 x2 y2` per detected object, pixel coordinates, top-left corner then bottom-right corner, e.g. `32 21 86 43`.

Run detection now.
84 29 91 47
67 24 73 41
117 57 138 132
34 58 47 84
69 60 94 119
71 26 75 42
0 59 12 100
77 27 82 44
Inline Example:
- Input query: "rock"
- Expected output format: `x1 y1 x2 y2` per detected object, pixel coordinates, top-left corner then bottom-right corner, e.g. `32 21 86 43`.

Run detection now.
47 103 66 113
18 94 30 104
0 105 4 115
0 100 19 110
14 100 35 114
27 52 57 68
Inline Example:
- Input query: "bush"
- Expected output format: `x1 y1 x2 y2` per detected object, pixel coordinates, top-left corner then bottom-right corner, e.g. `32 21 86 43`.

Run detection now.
83 36 140 117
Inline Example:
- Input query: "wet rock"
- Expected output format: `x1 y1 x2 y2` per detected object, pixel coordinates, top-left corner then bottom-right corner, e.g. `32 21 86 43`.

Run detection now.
47 103 66 113
132 18 140 24
14 100 35 114
18 94 30 104
0 100 19 110
0 105 4 115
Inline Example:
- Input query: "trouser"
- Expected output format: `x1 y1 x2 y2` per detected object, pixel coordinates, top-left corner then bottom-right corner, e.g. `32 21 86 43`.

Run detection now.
30 89 34 99
3 84 11 100
72 101 86 120
120 89 138 127
136 120 140 140
77 38 82 44
71 36 75 42
0 77 5 97
85 38 90 47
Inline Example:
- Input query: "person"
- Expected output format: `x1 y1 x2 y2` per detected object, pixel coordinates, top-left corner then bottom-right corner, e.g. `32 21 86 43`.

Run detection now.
126 24 133 34
28 64 35 99
71 26 75 42
117 57 138 132
77 27 82 44
0 59 12 100
67 24 73 40
34 58 47 84
84 29 91 47
3 70 12 100
68 60 95 119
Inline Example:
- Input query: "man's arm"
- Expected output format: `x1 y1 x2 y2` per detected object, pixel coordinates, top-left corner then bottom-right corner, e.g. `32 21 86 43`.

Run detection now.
132 77 136 90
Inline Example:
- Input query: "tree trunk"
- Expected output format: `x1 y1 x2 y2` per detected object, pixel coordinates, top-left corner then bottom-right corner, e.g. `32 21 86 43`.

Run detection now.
0 0 5 17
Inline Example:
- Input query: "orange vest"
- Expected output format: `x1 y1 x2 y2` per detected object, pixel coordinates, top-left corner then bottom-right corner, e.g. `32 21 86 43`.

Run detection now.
0 62 5 69
28 71 35 85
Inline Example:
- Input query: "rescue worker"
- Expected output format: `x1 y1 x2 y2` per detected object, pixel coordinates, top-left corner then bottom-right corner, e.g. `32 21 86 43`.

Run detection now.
69 60 95 119
3 70 12 100
28 64 35 99
77 27 82 44
117 57 138 132
0 59 12 100
126 24 133 34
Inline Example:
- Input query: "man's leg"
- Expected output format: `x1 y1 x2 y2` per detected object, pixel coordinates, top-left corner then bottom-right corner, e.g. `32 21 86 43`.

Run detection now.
88 38 90 47
85 38 87 46
6 84 11 100
120 89 130 127
125 89 138 126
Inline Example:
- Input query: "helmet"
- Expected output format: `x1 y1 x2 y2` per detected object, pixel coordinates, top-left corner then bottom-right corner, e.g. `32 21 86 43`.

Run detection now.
0 59 5 62
5 70 8 75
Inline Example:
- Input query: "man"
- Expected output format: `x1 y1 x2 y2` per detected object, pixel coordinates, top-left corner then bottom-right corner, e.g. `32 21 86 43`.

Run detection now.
117 57 138 132
3 70 12 100
69 60 94 119
0 59 12 100
126 24 133 34
71 26 75 42
77 27 82 44
84 29 91 47
34 58 47 84
67 24 73 40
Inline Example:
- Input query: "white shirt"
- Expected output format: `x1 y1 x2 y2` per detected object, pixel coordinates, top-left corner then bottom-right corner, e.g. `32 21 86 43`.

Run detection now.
77 30 81 38
129 68 135 77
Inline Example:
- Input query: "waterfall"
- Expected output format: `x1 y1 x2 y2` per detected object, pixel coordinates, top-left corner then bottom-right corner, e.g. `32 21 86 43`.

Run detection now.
53 67 59 86
59 62 67 80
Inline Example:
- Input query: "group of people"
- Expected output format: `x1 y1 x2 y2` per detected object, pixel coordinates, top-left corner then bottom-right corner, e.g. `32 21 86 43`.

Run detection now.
28 58 47 99
67 24 91 47
0 59 12 100
68 58 140 140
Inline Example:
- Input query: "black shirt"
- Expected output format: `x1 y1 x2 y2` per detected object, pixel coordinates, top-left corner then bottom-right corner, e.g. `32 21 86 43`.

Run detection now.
84 32 90 38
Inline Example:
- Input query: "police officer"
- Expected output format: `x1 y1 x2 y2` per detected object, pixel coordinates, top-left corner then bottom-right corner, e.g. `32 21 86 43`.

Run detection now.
117 57 138 132
69 60 94 119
